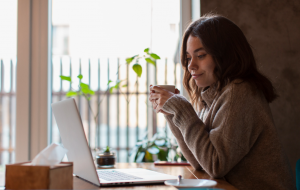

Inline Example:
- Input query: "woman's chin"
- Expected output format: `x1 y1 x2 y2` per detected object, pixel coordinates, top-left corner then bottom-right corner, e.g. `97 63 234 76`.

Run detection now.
196 82 205 88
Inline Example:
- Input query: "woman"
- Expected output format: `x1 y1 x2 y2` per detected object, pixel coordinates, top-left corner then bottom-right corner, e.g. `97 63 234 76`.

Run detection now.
149 14 295 189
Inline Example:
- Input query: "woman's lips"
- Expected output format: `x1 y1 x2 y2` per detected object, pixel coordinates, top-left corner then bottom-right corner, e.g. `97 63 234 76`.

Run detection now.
192 73 203 79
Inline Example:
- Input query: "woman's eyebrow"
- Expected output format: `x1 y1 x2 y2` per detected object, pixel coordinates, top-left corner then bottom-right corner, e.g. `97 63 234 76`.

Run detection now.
194 47 205 53
186 47 205 55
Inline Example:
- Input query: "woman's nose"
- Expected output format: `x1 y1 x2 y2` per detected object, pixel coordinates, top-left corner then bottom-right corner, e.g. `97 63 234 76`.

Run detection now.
188 58 198 72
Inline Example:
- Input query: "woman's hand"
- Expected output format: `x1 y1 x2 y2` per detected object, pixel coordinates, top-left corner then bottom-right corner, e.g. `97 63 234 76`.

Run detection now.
149 85 180 115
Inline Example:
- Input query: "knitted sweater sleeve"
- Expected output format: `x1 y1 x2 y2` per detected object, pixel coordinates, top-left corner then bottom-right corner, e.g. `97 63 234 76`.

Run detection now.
164 114 202 170
161 84 264 178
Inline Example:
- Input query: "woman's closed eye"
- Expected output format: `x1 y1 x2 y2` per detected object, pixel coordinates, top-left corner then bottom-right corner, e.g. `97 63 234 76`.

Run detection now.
198 54 207 59
186 54 207 62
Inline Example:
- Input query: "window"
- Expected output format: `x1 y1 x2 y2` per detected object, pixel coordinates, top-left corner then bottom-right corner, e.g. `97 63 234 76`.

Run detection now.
50 0 181 162
0 0 17 167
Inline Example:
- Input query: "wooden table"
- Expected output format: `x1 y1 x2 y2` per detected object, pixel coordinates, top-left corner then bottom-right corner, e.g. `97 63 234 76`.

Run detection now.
0 163 237 189
74 163 238 189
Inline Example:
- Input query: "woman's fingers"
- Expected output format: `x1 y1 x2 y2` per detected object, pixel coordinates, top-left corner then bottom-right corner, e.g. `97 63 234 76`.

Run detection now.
150 85 166 93
151 85 179 95
149 93 160 101
149 85 175 115
151 100 158 109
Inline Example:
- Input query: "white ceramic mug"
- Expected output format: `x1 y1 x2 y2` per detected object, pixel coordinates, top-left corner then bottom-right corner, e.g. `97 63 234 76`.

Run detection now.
156 85 175 93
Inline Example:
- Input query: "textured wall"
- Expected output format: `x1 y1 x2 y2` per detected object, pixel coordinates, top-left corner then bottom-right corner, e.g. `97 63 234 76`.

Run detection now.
200 0 300 174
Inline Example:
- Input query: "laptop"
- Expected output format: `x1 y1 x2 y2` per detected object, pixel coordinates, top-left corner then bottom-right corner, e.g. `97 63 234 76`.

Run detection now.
51 98 177 186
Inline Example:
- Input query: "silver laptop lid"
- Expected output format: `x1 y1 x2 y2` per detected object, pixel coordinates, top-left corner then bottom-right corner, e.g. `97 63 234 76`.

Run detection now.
51 98 100 186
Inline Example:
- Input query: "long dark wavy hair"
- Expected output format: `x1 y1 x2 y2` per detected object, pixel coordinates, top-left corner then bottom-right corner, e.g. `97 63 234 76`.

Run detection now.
181 14 278 111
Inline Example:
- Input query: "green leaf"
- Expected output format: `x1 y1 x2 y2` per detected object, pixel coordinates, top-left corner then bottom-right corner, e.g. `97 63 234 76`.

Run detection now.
155 139 166 146
150 53 160 60
80 82 89 89
136 152 146 163
107 80 113 85
147 146 160 154
60 75 71 82
104 146 110 153
132 63 142 77
66 91 77 97
134 145 144 156
77 74 83 80
122 84 127 87
157 149 168 161
144 48 149 54
81 88 89 94
109 81 121 94
145 151 153 162
88 89 95 95
109 87 114 94
145 58 156 66
126 55 138 64
126 57 134 64
114 80 121 89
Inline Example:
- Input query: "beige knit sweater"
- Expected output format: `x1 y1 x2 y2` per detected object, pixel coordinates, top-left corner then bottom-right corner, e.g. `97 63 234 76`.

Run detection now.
161 80 296 190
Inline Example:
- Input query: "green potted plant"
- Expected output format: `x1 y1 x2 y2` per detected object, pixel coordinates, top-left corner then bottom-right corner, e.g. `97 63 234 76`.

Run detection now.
130 132 187 163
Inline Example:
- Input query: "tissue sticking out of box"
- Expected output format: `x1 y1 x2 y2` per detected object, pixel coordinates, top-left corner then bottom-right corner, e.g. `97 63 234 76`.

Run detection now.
31 143 68 167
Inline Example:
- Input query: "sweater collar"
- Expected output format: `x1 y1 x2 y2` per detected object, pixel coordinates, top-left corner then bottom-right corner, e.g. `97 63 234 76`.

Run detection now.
201 83 217 108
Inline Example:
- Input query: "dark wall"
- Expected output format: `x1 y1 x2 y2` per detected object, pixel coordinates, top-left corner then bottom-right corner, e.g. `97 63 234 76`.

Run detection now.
200 0 300 174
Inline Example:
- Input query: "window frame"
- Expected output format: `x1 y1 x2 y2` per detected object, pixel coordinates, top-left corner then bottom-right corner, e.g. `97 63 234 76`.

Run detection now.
15 0 51 162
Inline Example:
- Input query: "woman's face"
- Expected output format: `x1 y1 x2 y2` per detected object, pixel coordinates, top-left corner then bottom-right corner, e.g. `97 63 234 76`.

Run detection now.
186 35 216 88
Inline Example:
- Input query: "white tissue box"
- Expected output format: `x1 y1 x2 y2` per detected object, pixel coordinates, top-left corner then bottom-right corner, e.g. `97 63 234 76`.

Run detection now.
5 162 73 189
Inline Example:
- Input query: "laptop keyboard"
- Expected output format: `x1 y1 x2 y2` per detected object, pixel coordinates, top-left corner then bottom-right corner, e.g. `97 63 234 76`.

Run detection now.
97 170 143 181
